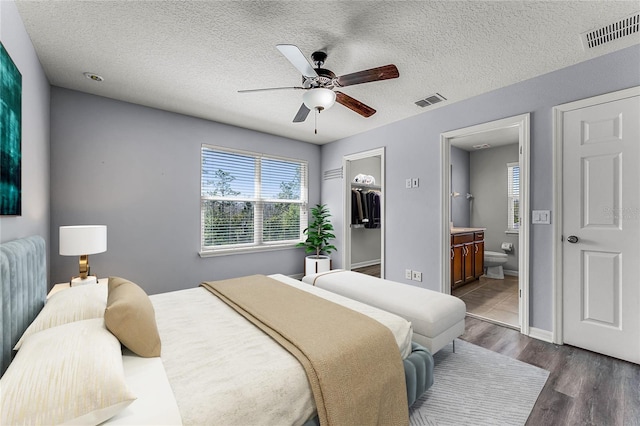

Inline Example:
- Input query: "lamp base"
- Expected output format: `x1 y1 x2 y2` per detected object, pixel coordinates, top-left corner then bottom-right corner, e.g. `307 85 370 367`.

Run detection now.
70 275 98 286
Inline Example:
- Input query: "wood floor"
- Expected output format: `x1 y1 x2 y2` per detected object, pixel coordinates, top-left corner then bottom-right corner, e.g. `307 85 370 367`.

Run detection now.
352 264 381 278
346 266 637 423
461 317 640 426
453 275 519 328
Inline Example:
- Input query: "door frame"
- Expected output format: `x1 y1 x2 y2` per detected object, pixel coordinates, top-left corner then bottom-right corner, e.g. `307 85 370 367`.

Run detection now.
552 86 640 345
441 113 530 334
342 147 386 278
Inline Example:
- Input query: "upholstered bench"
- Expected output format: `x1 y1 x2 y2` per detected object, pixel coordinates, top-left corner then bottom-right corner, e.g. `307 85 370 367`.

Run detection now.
302 270 466 354
403 342 434 406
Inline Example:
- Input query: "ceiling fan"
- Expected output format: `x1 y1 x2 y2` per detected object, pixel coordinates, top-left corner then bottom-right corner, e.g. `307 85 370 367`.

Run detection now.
239 44 399 132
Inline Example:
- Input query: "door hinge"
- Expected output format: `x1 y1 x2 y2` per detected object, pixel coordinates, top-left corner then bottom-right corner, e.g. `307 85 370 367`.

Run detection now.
519 289 522 297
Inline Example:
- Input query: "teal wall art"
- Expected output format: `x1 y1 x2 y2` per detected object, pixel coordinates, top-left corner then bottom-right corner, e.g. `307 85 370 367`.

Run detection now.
1 42 22 216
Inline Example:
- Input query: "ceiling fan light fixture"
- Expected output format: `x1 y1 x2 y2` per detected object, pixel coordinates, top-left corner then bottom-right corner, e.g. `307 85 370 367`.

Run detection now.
303 88 336 112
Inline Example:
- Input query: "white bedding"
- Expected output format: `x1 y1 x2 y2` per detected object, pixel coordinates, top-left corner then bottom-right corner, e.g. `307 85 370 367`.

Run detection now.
108 351 182 425
146 274 413 426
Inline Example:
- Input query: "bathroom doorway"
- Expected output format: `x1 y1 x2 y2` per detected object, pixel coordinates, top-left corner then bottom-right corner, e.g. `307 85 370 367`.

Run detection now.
441 114 530 334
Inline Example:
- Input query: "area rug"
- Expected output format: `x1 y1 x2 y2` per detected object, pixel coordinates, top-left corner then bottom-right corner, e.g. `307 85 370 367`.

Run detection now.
409 339 549 426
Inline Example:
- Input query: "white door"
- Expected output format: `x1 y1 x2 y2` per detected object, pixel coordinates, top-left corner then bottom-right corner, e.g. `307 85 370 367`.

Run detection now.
562 90 640 364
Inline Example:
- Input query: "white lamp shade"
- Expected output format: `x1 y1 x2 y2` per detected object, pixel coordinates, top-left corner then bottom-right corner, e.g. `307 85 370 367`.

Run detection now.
60 225 107 255
303 88 336 111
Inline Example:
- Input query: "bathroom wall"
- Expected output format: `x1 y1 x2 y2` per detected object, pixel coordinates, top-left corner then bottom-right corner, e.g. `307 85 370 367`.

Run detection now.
470 143 519 273
349 156 381 267
450 146 470 227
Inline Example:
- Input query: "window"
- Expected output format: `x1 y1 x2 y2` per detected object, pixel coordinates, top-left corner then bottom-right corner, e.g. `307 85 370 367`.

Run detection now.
200 145 308 255
507 162 520 232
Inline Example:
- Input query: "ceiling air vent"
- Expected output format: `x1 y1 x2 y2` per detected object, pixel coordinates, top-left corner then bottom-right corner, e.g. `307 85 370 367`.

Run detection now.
580 12 639 50
473 144 491 150
415 93 447 108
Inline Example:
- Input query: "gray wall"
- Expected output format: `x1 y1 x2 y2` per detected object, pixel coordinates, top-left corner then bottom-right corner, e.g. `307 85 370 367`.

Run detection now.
349 156 381 266
50 88 321 295
469 144 519 272
321 45 640 332
0 0 51 272
450 146 470 228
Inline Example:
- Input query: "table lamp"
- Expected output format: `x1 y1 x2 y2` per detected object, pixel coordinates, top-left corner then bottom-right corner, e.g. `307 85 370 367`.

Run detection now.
60 225 107 286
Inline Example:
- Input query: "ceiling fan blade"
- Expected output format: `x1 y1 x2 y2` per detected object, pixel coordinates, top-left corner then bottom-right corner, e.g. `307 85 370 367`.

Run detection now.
293 103 311 123
238 86 305 93
335 91 376 118
336 64 399 87
276 44 318 78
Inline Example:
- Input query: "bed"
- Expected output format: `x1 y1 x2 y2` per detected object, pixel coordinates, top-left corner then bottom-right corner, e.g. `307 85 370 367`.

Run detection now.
1 236 433 425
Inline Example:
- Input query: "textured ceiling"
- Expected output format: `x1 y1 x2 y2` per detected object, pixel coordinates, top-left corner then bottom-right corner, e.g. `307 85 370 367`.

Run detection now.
452 126 519 152
14 1 640 145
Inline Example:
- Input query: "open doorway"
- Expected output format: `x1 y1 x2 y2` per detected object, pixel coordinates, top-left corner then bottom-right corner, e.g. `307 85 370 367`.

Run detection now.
343 148 385 278
441 114 530 334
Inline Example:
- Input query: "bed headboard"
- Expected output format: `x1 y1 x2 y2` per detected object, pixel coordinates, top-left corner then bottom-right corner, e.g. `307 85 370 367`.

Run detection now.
0 235 47 376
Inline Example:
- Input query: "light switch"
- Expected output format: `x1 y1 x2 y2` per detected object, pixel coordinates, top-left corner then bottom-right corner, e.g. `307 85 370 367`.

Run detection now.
412 178 419 188
532 210 551 224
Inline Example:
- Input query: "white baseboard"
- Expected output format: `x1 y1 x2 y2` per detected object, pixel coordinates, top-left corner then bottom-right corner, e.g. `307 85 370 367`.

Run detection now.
504 269 519 276
528 327 554 343
350 259 381 269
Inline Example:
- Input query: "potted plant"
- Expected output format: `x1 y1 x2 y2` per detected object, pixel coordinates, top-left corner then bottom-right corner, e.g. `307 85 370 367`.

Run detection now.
297 203 337 275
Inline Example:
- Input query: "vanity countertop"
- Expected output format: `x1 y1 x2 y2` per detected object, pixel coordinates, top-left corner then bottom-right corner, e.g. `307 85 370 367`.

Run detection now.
451 227 486 234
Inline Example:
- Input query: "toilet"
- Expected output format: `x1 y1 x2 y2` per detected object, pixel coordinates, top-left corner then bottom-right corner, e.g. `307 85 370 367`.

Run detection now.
484 251 508 279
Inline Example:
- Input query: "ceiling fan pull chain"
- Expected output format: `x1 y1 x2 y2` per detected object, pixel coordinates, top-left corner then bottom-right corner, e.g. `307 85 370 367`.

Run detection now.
314 109 318 134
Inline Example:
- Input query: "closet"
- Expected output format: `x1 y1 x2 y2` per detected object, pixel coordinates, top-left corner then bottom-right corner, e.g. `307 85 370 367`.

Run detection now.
351 183 381 229
344 152 383 277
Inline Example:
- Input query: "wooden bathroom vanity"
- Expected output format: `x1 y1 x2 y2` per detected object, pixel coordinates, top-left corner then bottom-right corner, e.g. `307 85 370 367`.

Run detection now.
450 228 485 290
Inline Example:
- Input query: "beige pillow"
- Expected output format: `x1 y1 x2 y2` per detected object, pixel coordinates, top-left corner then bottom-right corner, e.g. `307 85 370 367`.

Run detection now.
0 318 136 425
14 283 108 350
105 277 161 357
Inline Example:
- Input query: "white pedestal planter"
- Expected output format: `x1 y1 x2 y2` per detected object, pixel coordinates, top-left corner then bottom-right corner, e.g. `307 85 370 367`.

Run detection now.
305 255 331 275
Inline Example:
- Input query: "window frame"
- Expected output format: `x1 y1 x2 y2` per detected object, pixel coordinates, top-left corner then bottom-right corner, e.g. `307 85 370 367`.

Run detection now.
507 161 520 234
199 144 308 257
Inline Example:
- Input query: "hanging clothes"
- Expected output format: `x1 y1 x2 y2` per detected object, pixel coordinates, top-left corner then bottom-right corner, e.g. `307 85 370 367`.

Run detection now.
351 188 381 228
351 189 361 225
365 191 381 229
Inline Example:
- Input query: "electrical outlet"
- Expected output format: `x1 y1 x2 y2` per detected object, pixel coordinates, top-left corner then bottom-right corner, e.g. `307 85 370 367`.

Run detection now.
405 269 413 280
405 179 412 189
411 271 422 282
412 178 419 188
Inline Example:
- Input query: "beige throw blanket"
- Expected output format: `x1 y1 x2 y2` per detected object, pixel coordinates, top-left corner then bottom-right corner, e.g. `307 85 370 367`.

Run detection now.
201 275 408 426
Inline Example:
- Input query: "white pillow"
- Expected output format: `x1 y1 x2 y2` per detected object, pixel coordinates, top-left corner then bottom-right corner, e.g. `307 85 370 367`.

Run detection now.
14 283 108 350
1 318 136 425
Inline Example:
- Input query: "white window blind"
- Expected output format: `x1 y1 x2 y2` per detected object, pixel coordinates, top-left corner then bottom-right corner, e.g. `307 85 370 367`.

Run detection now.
507 162 520 232
200 145 308 254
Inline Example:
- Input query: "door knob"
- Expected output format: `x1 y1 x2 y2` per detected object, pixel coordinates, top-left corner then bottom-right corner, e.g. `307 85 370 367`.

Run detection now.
567 235 579 243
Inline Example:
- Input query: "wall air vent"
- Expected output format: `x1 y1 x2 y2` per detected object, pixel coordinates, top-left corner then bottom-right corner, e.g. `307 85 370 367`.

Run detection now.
323 167 343 180
580 12 639 50
415 93 447 108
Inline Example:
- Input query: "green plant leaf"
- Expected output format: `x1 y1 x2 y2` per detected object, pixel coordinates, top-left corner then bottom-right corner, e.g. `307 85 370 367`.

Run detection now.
298 203 337 256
